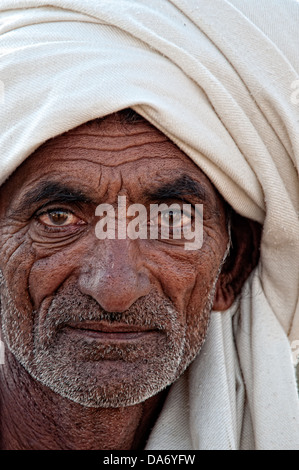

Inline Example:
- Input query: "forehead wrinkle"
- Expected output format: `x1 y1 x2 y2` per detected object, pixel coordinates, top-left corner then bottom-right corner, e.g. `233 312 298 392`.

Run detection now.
42 154 182 169
31 125 190 170
36 141 179 164
41 130 169 154
39 142 168 153
96 155 183 168
60 128 167 139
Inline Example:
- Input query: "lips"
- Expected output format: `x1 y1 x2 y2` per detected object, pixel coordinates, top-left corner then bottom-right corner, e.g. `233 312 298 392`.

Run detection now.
64 320 158 341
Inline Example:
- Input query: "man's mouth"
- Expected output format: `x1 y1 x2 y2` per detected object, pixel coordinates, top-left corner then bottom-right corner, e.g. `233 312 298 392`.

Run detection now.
64 320 159 341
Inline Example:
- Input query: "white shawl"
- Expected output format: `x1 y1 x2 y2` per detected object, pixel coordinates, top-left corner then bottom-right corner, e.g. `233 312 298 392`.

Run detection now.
0 0 298 449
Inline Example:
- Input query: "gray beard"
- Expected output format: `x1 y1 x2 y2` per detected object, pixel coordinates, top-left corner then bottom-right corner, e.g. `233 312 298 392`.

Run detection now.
0 242 228 408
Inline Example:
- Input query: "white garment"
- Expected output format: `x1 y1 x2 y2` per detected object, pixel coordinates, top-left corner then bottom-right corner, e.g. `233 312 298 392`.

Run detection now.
0 0 298 449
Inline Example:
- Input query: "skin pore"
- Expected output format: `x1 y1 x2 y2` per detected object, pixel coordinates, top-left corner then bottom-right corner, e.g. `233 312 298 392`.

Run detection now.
0 111 260 450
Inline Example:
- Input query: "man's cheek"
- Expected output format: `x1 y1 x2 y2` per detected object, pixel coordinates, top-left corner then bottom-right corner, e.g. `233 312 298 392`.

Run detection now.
0 231 35 308
0 223 30 263
150 251 216 316
28 250 82 310
0 271 35 363
141 244 202 312
27 232 94 309
182 256 223 336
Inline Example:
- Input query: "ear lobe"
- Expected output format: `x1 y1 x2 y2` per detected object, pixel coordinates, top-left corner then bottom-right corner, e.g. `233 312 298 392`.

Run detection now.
212 211 262 312
212 281 234 312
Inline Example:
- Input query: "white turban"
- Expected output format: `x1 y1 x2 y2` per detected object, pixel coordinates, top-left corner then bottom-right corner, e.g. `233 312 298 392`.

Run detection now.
0 0 298 449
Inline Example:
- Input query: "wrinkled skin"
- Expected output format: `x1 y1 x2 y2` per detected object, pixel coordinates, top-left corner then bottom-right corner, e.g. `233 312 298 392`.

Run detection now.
0 111 260 449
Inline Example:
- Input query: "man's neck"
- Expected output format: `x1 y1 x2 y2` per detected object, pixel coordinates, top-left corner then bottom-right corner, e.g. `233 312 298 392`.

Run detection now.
0 350 167 450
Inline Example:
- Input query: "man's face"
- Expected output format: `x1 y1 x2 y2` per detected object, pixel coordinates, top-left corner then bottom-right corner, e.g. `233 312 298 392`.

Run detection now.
0 112 229 407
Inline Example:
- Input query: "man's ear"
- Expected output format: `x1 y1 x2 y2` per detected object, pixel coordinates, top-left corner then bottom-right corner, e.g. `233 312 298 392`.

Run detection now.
212 211 262 311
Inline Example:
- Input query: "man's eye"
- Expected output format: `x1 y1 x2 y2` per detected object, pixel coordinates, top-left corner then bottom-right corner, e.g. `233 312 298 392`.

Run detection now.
38 209 83 227
149 207 193 237
159 209 192 228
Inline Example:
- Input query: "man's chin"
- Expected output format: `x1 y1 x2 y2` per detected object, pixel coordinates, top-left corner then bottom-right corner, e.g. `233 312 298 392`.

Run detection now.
29 354 184 408
19 320 187 408
0 282 210 408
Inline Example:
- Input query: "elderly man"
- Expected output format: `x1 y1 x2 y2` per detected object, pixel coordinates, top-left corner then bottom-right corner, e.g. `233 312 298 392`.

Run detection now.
0 0 299 450
0 109 260 450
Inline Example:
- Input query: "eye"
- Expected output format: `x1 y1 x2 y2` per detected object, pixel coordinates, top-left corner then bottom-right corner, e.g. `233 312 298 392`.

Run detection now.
160 208 191 228
149 206 194 241
37 209 84 227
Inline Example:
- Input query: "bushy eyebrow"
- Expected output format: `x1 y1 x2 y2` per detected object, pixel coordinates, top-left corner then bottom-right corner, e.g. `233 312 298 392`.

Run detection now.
15 181 94 214
11 175 210 217
147 174 207 203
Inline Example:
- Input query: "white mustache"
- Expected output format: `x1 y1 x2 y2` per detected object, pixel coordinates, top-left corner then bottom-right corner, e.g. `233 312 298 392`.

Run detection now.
35 287 179 346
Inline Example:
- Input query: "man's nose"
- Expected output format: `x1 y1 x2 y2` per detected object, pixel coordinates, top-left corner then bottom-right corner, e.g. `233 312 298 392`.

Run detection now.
78 239 151 312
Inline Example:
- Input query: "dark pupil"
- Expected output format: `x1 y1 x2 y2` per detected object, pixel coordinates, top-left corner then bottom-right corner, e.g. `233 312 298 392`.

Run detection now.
165 210 179 224
49 211 68 225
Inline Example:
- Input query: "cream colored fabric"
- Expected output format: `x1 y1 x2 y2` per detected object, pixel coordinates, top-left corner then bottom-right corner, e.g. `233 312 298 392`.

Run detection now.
0 0 298 449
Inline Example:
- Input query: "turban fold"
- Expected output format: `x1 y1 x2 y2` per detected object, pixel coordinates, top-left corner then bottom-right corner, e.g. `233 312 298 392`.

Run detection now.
0 0 298 449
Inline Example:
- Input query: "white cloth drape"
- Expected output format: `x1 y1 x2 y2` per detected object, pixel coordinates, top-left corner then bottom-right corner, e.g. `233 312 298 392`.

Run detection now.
0 0 298 449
